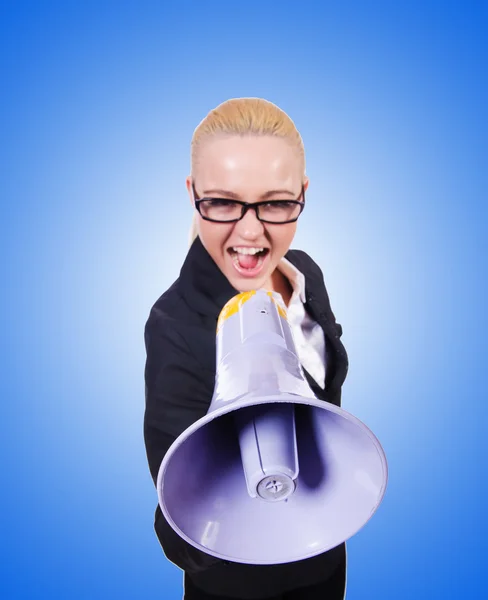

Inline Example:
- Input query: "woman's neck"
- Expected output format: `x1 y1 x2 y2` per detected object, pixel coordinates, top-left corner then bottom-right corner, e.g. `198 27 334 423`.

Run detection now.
264 267 293 307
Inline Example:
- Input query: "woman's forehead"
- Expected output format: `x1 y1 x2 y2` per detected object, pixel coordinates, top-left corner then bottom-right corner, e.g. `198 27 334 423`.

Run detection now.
194 134 303 191
197 133 300 159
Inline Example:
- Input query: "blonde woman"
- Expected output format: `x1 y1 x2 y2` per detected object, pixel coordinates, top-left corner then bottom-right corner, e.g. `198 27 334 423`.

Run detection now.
144 98 348 599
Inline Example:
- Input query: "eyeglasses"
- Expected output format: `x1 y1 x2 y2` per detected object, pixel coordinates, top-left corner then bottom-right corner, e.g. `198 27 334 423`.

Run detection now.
192 183 305 224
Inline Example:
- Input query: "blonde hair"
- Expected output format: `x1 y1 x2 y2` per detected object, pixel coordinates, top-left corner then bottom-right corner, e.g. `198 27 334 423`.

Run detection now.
188 97 306 245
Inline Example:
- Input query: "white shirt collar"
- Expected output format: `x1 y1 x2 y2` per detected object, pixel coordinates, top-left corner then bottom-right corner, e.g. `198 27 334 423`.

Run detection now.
276 257 307 304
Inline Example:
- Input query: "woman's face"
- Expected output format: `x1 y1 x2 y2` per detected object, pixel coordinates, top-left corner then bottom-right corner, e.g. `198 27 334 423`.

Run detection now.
187 134 308 292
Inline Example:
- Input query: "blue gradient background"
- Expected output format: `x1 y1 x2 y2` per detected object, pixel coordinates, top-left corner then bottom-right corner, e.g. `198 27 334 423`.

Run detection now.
1 1 486 598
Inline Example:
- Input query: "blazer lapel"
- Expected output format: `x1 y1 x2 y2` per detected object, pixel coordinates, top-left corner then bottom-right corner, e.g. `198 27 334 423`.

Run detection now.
285 250 348 402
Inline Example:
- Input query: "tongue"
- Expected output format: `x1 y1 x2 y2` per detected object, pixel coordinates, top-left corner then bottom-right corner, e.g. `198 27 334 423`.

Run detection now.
237 252 259 270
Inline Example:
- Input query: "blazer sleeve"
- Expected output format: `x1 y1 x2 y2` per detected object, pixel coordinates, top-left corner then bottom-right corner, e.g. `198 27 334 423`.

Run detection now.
143 307 221 574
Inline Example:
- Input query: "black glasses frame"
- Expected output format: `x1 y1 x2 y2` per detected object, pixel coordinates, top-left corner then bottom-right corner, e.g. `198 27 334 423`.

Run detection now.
192 183 306 224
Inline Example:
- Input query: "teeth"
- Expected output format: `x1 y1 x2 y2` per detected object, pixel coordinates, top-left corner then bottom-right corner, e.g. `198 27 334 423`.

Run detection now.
232 247 264 255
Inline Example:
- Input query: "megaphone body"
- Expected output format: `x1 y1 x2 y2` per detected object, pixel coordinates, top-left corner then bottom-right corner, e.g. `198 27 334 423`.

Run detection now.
157 290 388 565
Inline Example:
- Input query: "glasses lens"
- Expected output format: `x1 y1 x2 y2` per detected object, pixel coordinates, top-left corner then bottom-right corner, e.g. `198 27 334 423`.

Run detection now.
258 201 302 223
200 199 242 221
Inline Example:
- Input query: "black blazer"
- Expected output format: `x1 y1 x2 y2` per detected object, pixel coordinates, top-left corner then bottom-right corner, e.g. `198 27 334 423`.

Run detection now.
144 237 349 599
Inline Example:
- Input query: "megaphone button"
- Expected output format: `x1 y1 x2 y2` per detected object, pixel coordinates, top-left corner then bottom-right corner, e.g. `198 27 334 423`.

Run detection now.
257 474 296 502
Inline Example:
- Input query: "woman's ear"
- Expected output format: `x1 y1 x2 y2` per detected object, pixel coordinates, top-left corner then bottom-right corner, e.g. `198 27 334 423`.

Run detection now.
303 176 310 193
186 175 194 207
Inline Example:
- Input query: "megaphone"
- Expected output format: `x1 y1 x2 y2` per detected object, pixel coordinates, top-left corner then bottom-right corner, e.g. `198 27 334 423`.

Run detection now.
157 290 388 565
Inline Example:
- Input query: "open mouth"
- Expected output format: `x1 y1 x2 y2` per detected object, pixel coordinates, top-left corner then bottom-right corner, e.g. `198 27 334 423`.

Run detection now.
227 247 270 277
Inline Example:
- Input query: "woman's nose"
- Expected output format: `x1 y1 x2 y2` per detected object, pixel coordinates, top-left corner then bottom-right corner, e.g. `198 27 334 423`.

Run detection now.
233 206 265 239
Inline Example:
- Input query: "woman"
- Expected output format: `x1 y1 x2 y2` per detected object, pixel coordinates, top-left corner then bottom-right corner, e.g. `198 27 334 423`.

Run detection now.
144 98 349 599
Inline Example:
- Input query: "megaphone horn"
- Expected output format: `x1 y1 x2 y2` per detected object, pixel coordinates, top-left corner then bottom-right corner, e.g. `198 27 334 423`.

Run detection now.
157 290 388 565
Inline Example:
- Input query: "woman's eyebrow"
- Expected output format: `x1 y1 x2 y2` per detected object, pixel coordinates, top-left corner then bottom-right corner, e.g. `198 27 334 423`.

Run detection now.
202 188 241 199
202 189 296 199
261 189 296 199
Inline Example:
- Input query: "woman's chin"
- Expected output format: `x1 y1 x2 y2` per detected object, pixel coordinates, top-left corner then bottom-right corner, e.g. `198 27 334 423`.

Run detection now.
224 269 272 293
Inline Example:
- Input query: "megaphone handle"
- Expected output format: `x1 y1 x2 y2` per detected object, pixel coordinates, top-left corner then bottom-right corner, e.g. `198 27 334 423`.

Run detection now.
234 403 299 502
